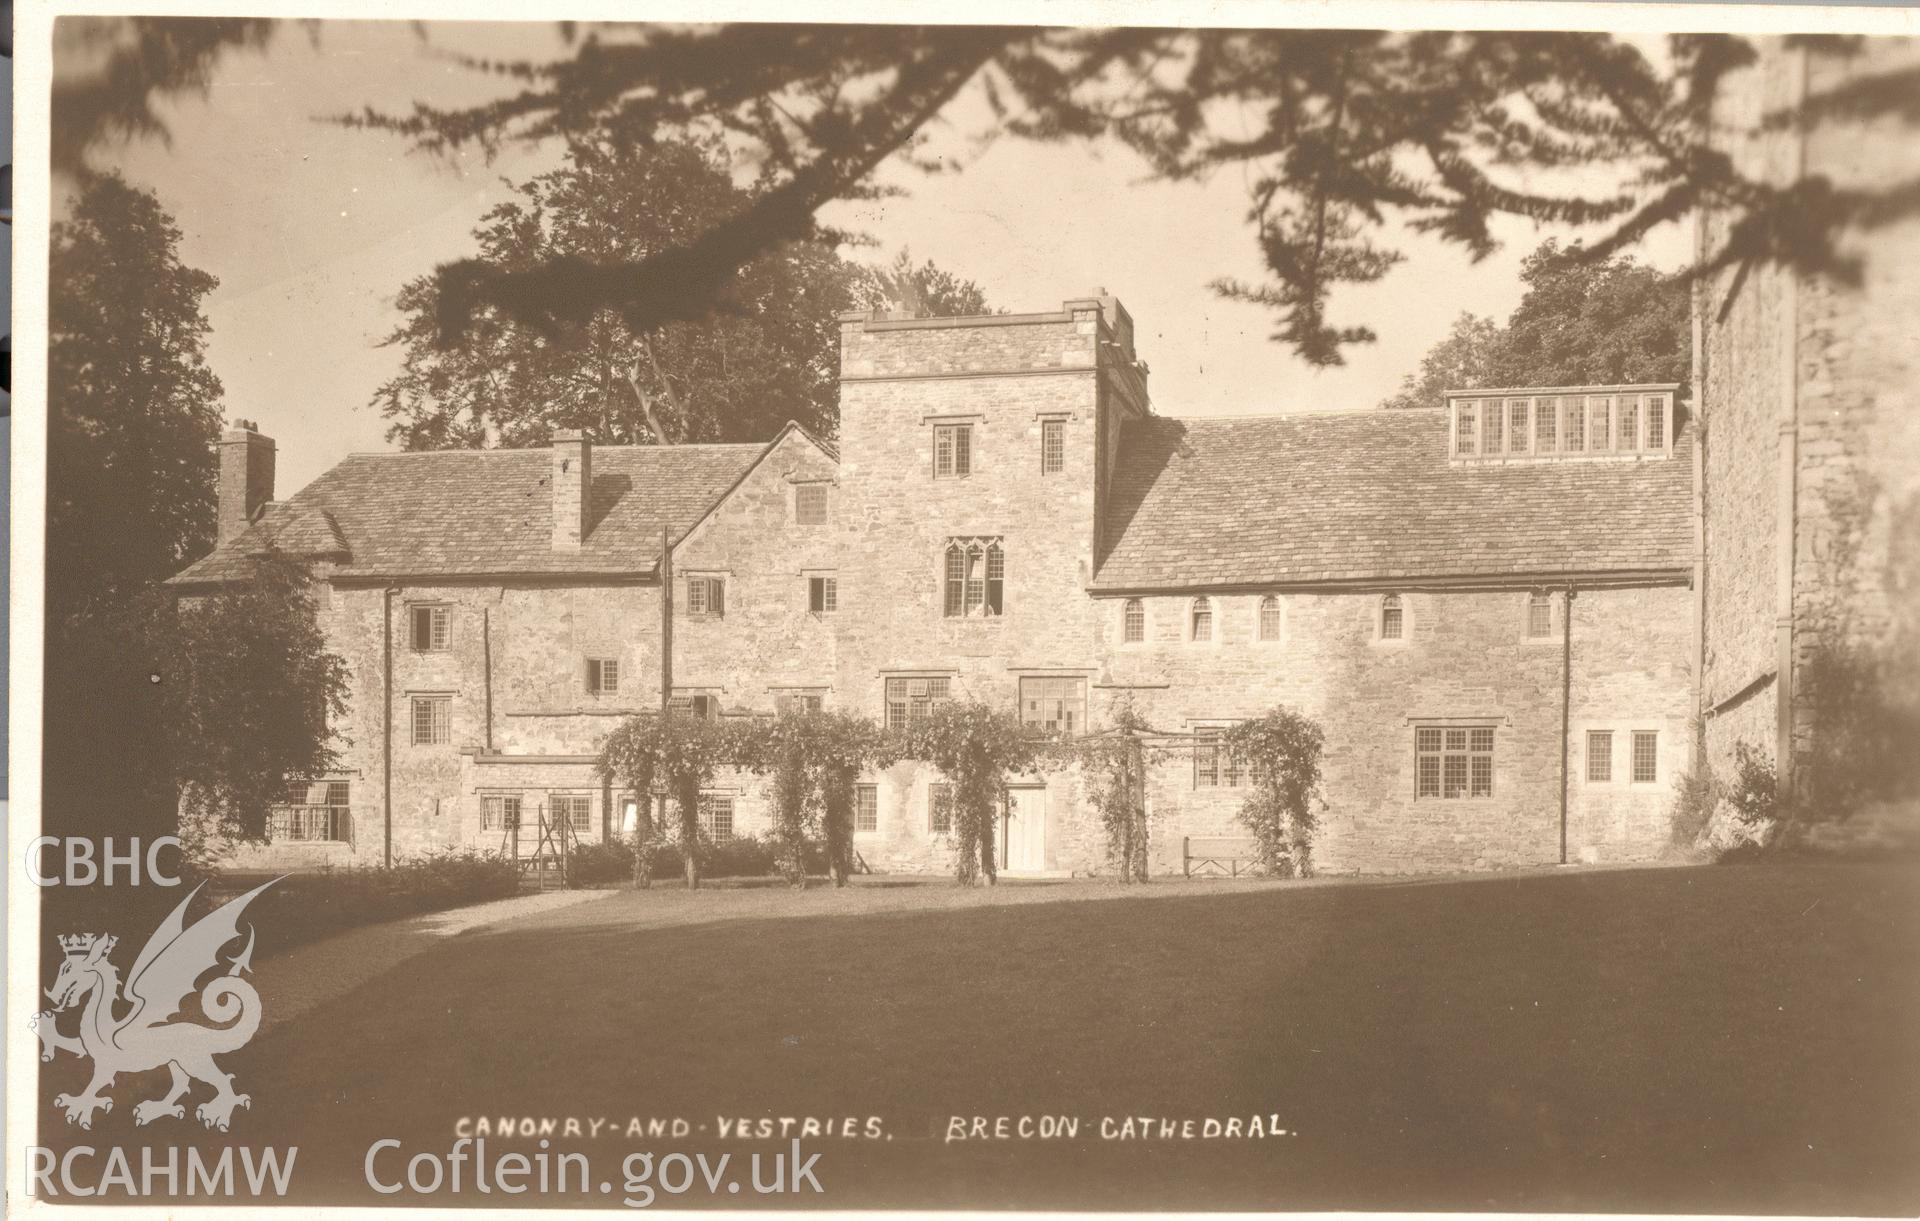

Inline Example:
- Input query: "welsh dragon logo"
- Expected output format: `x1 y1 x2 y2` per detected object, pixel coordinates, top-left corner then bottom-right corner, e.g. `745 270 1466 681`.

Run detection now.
31 879 277 1131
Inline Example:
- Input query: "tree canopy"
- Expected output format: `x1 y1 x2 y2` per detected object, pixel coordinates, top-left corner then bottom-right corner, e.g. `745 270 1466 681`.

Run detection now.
47 554 349 846
49 172 225 623
46 171 227 840
46 175 348 846
57 24 1915 369
162 555 352 846
373 135 988 448
332 27 1914 368
1381 238 1690 409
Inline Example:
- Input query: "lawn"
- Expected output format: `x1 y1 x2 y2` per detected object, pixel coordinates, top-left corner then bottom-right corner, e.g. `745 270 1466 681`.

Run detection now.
35 861 1920 1212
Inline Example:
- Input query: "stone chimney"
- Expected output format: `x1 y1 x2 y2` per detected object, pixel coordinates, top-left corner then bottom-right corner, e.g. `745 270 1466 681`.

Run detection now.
217 420 276 543
552 430 591 550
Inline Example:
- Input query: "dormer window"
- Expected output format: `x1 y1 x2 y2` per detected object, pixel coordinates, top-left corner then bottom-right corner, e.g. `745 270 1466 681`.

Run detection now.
1446 386 1677 462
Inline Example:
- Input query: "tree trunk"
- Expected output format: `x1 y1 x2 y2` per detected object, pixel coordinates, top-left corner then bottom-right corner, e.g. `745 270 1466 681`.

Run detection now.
677 778 701 890
979 796 997 887
637 787 660 890
1130 738 1150 883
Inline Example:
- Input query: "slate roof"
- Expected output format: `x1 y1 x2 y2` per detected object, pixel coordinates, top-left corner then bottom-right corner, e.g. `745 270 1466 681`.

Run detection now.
170 442 769 585
1092 409 1694 590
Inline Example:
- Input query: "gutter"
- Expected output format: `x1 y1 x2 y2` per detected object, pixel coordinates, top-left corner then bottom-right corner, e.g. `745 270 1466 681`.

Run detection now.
1087 568 1692 598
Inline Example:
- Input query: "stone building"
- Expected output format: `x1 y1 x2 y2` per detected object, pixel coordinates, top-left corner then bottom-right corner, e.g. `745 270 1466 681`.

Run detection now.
173 291 1696 877
1696 36 1920 802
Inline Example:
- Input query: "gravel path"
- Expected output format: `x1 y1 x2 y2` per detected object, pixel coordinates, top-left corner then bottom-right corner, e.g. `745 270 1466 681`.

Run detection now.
253 889 612 1036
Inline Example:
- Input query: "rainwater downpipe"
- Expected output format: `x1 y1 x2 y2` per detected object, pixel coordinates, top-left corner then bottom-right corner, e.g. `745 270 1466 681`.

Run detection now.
382 586 396 869
1774 44 1809 791
1691 207 1709 757
1560 583 1577 865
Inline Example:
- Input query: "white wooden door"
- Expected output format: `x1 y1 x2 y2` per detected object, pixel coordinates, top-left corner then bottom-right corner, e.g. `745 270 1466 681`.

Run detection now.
1002 787 1047 872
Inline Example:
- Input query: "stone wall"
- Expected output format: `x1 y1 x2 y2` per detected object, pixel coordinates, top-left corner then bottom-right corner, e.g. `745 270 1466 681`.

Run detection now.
1789 41 1920 771
1700 36 1920 783
1096 584 1693 875
217 299 1697 879
215 432 838 872
827 304 1124 875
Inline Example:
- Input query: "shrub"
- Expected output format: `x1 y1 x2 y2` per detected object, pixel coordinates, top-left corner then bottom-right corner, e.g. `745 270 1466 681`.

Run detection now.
704 834 781 878
1705 741 1784 858
1668 758 1720 848
238 850 520 956
1799 636 1920 820
568 839 636 887
572 832 808 884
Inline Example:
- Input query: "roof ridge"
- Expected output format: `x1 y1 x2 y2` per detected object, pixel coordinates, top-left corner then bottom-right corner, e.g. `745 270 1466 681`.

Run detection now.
343 441 770 458
1149 407 1445 423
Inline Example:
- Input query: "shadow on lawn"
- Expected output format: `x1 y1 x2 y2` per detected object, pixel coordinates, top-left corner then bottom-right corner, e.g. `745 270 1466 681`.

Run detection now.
32 861 1920 1213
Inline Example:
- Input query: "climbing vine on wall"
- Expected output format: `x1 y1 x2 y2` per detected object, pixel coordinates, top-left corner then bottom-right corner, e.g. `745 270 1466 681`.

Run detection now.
599 713 739 889
897 701 1051 886
733 708 894 887
1062 698 1162 882
1224 708 1327 877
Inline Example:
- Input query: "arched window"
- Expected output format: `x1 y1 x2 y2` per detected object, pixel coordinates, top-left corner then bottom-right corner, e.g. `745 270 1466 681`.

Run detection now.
1381 593 1404 640
1190 597 1213 642
942 538 1005 618
1257 595 1282 642
1122 598 1145 643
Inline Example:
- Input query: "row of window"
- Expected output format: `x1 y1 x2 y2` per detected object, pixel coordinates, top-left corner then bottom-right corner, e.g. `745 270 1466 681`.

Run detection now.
482 792 742 839
404 576 841 660
932 420 1067 480
270 781 353 842
381 720 1660 853
1450 393 1673 460
412 682 1658 796
1189 725 1661 797
413 586 1562 652
687 575 846 620
1119 592 1559 643
479 793 594 833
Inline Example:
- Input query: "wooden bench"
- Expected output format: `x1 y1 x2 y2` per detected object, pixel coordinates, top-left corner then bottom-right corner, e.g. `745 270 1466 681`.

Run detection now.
1182 835 1264 878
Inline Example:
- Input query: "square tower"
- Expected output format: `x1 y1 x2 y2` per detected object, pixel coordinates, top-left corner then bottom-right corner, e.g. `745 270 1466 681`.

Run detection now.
832 295 1149 724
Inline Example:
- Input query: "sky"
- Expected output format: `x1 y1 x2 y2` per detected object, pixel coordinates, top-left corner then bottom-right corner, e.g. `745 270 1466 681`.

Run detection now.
86 20 1692 493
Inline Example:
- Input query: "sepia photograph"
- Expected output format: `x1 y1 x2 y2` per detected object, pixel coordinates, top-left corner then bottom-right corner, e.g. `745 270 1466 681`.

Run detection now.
7 4 1920 1213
